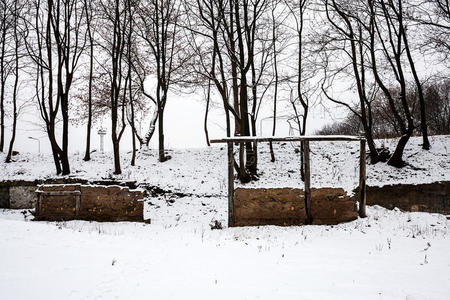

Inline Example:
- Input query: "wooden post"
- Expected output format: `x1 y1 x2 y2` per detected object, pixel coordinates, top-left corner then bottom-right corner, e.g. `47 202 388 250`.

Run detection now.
75 195 81 216
227 141 235 227
36 193 41 216
303 140 312 224
359 139 367 218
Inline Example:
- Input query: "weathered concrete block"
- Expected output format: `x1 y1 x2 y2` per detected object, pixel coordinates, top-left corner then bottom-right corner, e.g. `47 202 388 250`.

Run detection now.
234 188 306 226
233 187 357 227
35 184 145 222
310 188 357 225
365 181 450 215
0 185 9 208
10 186 37 209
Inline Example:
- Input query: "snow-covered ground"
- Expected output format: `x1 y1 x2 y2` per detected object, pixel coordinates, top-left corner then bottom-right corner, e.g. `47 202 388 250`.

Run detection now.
1 135 449 299
1 203 449 299
0 135 449 195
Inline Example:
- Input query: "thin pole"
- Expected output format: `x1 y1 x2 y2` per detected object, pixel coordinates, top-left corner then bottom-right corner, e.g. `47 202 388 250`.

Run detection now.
303 140 312 224
227 141 235 226
359 139 367 218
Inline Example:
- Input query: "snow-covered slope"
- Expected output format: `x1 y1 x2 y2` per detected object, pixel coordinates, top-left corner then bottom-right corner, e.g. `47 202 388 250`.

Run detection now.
0 135 448 194
0 136 449 299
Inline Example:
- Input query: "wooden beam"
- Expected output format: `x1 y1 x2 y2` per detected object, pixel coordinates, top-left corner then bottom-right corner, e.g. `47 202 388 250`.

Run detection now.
227 141 235 227
359 139 367 218
211 135 364 144
35 191 81 196
303 141 312 224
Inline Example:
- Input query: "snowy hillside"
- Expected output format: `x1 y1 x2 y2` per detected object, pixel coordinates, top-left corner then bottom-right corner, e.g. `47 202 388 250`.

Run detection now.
0 136 449 299
0 135 449 195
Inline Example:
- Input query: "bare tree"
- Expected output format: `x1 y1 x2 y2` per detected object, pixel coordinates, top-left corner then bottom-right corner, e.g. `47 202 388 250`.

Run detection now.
284 0 317 177
136 0 184 162
203 77 212 146
98 0 130 174
188 0 285 181
83 0 96 161
184 0 253 182
5 0 24 163
408 0 450 62
321 0 380 163
369 0 417 167
25 0 86 174
0 0 13 152
422 78 450 135
124 0 139 166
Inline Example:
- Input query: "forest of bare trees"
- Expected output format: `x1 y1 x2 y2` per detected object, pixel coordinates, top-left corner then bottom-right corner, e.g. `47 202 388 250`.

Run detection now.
0 0 448 178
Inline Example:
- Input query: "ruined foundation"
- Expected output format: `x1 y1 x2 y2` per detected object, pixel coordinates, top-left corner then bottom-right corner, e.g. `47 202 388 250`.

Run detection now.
232 187 357 226
34 184 145 222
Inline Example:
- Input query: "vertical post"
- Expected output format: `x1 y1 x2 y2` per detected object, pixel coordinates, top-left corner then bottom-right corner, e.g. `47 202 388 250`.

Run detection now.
359 138 367 218
75 194 81 217
36 192 41 216
303 140 312 224
227 141 235 227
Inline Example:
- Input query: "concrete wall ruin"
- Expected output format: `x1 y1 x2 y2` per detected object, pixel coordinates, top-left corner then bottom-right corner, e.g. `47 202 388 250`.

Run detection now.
0 179 137 209
233 187 357 226
34 184 145 222
365 181 450 215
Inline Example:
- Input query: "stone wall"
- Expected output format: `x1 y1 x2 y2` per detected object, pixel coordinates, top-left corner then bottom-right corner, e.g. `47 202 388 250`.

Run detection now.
0 181 37 209
233 187 357 227
0 185 9 208
34 184 145 222
9 186 37 209
365 181 450 214
0 179 138 209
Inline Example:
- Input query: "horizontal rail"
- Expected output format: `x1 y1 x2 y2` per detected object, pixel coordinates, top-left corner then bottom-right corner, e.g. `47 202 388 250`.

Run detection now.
36 191 81 196
210 135 365 144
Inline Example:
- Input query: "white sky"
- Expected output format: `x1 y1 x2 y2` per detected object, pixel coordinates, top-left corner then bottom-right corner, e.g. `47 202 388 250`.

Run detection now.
6 88 334 155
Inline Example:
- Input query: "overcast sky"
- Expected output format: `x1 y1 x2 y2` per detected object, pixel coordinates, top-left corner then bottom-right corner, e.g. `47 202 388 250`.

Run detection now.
7 88 337 155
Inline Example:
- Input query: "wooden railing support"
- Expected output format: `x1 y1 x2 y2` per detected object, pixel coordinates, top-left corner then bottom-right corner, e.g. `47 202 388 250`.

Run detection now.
227 141 235 226
303 141 312 224
209 135 369 225
359 139 367 218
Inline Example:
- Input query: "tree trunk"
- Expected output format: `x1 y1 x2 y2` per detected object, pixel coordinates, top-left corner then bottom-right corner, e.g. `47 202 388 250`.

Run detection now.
5 105 17 163
401 14 430 150
131 131 136 166
388 133 411 167
204 78 211 146
365 130 379 164
229 1 240 136
83 28 94 161
113 139 121 174
270 3 278 163
48 130 62 175
0 25 5 152
61 95 70 175
144 105 158 147
158 106 166 162
5 32 19 163
112 105 121 174
60 152 70 175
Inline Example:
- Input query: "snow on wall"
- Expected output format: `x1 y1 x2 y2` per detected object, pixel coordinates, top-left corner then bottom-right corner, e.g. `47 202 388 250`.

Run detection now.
0 135 448 196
